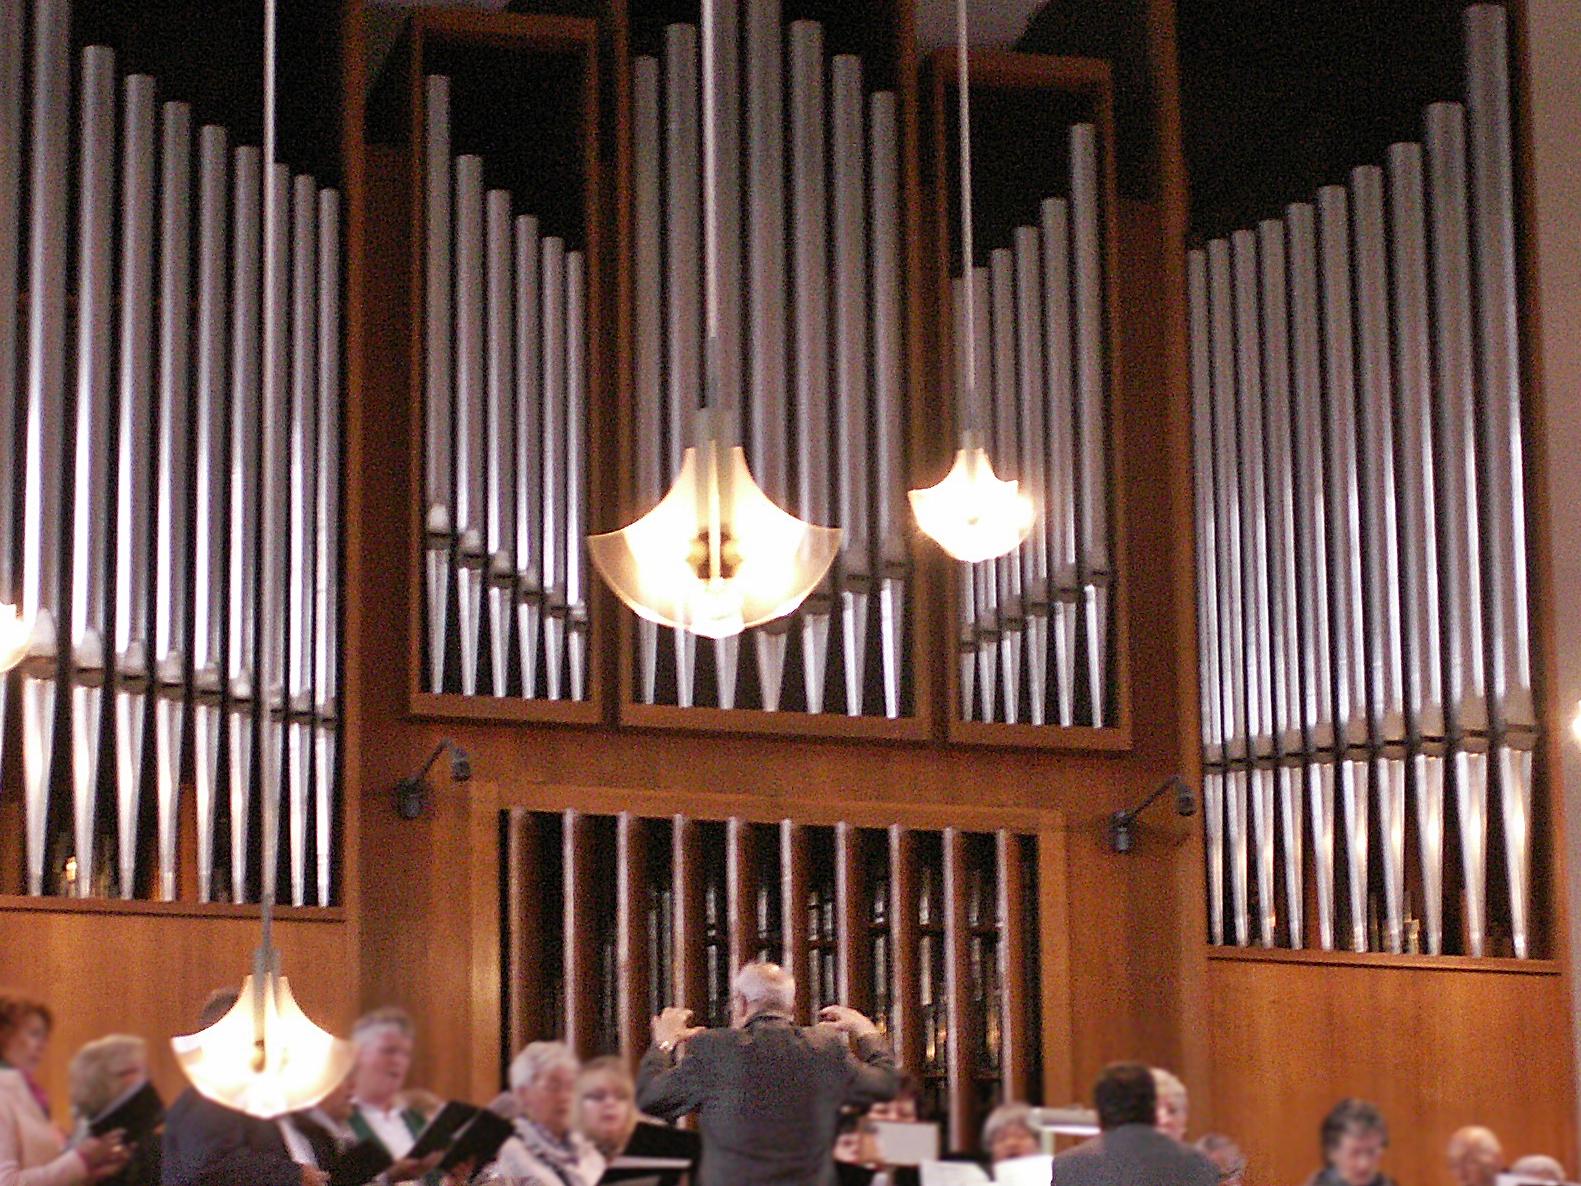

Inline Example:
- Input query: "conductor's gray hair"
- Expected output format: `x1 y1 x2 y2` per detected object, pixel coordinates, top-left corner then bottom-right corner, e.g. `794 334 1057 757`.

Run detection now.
509 1040 579 1091
732 962 796 1015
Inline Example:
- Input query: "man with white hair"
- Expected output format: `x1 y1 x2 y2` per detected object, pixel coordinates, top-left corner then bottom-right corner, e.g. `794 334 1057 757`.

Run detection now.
636 961 899 1186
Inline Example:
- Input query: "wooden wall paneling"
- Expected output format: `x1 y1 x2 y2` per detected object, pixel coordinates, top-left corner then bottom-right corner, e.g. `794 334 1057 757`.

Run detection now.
942 826 972 1149
995 829 1028 1102
468 789 504 1099
563 808 597 1054
504 807 541 1060
781 820 811 1025
1037 824 1075 1105
615 810 649 1062
726 816 755 978
0 903 352 1124
1206 955 1577 1186
888 825 922 1075
834 821 869 1010
673 814 708 1022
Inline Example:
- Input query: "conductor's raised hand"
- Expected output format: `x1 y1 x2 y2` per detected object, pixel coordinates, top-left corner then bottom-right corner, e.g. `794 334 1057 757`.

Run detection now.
817 1005 879 1040
652 1005 704 1051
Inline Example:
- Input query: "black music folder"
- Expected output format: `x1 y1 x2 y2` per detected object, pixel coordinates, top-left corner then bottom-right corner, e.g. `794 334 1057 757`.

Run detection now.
599 1122 700 1186
327 1138 394 1186
88 1080 164 1144
439 1109 515 1173
406 1101 481 1160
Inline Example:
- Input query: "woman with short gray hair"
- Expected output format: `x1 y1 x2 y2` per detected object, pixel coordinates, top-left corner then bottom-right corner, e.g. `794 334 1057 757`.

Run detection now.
1304 1099 1396 1186
490 1042 604 1186
981 1101 1040 1164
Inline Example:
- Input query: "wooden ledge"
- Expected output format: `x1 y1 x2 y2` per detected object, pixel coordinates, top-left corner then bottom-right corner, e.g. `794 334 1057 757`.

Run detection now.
1207 943 1559 976
0 895 346 924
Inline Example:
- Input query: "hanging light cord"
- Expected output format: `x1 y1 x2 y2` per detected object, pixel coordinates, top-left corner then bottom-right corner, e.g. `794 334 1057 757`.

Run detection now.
955 0 977 437
699 0 723 580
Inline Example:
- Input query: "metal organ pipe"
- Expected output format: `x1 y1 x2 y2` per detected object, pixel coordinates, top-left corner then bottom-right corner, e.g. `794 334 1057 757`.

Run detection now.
486 189 516 700
516 212 544 700
23 0 71 898
115 75 158 900
424 76 454 695
70 46 116 898
192 124 229 903
454 154 486 697
633 59 663 705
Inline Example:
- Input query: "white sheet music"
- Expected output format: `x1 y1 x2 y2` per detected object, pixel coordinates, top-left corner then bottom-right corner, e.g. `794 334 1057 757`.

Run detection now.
920 1162 991 1186
994 1154 1053 1185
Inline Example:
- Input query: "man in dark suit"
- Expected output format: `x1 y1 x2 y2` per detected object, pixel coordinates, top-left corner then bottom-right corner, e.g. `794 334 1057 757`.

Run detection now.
1051 1063 1219 1186
161 991 324 1186
636 961 900 1186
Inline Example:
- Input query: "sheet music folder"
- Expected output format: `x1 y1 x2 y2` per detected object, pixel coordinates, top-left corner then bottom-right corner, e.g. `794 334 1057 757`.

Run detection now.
88 1080 164 1142
598 1121 700 1185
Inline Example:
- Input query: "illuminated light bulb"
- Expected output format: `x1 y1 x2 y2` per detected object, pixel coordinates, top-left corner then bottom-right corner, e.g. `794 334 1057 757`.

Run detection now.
589 411 841 640
171 966 355 1120
908 435 1035 563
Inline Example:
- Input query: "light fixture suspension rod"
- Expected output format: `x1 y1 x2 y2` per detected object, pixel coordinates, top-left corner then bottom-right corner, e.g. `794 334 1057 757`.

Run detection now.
955 0 977 433
260 0 279 956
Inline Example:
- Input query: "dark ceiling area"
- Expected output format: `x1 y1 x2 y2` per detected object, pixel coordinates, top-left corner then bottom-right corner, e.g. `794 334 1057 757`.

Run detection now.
1020 0 1477 240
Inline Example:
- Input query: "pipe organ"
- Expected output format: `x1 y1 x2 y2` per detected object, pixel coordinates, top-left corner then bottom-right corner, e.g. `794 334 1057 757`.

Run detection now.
5 0 343 904
503 808 1046 1151
1191 4 1535 957
420 73 592 704
948 122 1113 729
630 11 911 716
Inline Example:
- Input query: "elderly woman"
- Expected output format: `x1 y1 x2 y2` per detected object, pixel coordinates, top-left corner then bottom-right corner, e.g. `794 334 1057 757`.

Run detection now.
492 1043 603 1186
66 1037 158 1186
981 1102 1040 1164
1152 1068 1189 1142
1303 1099 1396 1186
0 989 129 1186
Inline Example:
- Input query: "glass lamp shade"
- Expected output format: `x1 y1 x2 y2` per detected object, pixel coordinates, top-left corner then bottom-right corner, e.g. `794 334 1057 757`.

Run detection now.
170 969 355 1119
589 438 841 639
908 444 1035 563
0 604 32 672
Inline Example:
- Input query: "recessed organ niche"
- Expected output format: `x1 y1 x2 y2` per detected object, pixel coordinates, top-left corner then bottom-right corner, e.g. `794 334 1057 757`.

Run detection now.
501 808 1046 1152
406 13 600 713
0 0 345 906
1189 2 1541 959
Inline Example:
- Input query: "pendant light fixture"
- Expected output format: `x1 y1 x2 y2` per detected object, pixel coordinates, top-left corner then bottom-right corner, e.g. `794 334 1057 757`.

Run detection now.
588 0 840 640
169 0 354 1119
908 0 1035 564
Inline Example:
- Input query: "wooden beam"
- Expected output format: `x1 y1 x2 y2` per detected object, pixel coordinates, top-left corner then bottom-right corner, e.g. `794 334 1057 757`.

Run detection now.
726 816 755 979
563 809 596 1055
942 826 972 1149
673 814 707 1021
615 811 648 1064
834 821 868 1010
996 829 1028 1103
781 820 811 1025
503 808 540 1058
889 825 921 1075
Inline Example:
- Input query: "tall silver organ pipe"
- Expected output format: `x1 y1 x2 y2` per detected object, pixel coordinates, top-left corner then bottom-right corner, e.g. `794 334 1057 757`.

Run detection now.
789 20 831 715
633 58 663 705
1070 124 1108 727
832 55 870 719
154 102 194 901
1042 198 1077 729
1466 3 1533 960
453 154 486 697
424 76 454 695
192 125 229 903
744 0 791 711
315 189 342 907
229 145 262 903
665 26 701 708
287 172 318 905
0 0 19 862
989 248 1023 725
115 75 158 899
565 250 589 703
515 213 543 700
70 46 116 898
1192 4 1539 958
486 189 516 700
23 0 71 898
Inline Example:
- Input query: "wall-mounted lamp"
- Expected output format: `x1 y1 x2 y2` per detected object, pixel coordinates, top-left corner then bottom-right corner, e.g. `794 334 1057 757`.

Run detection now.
1108 775 1196 854
393 739 472 820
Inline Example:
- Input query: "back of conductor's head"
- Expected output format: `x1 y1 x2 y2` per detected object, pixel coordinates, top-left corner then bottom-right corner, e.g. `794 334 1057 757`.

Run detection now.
1093 1062 1157 1131
731 962 796 1026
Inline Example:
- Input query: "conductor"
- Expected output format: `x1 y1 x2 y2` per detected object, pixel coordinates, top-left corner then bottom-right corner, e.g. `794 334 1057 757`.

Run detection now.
636 962 900 1186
